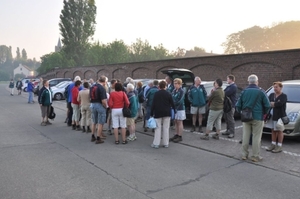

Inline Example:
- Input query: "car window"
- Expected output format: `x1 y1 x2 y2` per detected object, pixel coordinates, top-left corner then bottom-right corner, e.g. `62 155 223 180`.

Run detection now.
49 80 58 87
266 85 300 103
55 81 67 88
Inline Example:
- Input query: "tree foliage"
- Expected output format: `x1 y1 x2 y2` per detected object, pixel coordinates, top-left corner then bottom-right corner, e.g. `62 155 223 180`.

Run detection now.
16 47 21 59
21 49 27 60
222 21 300 54
59 0 97 66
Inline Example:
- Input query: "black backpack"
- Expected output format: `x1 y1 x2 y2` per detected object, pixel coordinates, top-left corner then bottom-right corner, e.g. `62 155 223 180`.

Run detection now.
48 106 56 120
223 96 233 113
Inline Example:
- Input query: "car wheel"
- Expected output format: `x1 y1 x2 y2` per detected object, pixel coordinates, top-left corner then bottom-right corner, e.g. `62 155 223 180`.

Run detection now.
54 93 63 100
23 87 27 92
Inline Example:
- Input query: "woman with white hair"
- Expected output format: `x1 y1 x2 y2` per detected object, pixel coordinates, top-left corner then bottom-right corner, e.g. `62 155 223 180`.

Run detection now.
126 83 138 141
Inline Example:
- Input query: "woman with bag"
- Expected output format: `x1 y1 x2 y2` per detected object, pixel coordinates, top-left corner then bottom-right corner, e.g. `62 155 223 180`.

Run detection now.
150 80 176 148
108 82 130 144
266 82 288 153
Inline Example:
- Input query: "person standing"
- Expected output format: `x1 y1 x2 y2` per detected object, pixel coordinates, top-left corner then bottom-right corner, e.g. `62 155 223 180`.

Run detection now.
222 75 238 138
126 83 138 141
27 79 35 103
170 78 186 143
188 76 207 133
165 76 174 93
67 76 82 126
37 77 43 95
78 82 91 133
150 80 176 148
144 80 159 132
71 80 82 131
38 79 52 126
136 81 144 120
9 79 14 96
236 74 271 162
16 78 23 95
266 82 287 153
200 79 224 140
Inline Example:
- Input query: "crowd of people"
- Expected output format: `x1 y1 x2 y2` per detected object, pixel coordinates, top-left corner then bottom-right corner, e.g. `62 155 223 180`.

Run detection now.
10 72 288 162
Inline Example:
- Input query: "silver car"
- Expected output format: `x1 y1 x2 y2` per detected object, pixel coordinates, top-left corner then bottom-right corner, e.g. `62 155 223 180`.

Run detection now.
263 80 300 137
51 81 72 100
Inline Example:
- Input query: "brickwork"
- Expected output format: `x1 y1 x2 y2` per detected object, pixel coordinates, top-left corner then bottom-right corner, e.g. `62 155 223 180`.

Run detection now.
39 49 300 90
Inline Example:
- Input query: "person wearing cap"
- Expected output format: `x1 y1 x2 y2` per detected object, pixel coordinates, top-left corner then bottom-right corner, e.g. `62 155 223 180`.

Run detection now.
67 76 82 126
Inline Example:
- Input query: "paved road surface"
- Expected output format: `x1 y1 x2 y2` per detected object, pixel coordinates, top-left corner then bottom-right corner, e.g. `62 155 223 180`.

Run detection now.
0 86 299 199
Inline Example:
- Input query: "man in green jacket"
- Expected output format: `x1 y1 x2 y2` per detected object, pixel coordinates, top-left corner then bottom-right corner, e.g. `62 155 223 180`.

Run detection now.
236 74 271 162
188 76 207 133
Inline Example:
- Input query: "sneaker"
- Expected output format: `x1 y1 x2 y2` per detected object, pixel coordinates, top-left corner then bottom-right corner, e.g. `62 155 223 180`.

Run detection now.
72 125 76 130
251 156 263 162
222 130 230 135
91 135 96 142
46 121 52 125
169 134 179 141
127 135 133 141
198 126 203 133
151 144 159 149
131 135 137 141
76 126 82 131
87 127 91 133
95 139 104 144
272 145 282 153
163 145 169 148
266 144 276 152
173 136 182 143
40 122 46 126
190 125 196 132
241 156 248 160
212 134 219 140
228 134 234 138
82 127 86 133
200 134 209 140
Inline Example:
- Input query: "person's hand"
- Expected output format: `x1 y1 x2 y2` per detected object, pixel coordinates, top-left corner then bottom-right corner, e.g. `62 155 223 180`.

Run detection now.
270 102 275 107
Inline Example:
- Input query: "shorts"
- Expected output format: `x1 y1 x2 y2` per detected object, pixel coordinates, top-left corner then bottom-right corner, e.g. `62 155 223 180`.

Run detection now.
111 108 126 128
90 103 106 125
40 105 50 118
126 118 135 126
175 110 186 121
272 120 281 131
190 106 206 114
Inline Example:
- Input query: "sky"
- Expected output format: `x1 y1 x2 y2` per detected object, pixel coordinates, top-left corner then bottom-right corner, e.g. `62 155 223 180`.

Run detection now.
1 0 300 61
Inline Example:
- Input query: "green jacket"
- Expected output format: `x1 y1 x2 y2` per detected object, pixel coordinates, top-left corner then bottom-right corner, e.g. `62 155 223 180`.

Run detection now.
39 87 52 106
208 87 224 111
188 85 207 107
236 85 271 121
128 93 138 118
146 86 159 107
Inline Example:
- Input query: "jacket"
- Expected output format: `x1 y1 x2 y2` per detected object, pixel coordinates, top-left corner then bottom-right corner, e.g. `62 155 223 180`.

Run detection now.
108 91 129 109
68 82 83 103
172 87 185 111
127 91 138 118
9 81 14 88
71 87 80 105
151 90 176 118
39 87 52 106
208 87 224 111
224 83 237 106
146 86 159 107
269 93 287 121
236 84 271 121
188 85 207 107
27 82 34 92
166 83 175 93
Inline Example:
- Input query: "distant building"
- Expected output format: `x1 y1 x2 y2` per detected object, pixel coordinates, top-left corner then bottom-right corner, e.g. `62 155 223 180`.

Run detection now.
14 64 34 77
55 38 62 52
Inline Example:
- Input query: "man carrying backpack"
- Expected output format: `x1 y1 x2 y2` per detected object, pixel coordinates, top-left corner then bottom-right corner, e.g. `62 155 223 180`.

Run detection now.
222 75 237 138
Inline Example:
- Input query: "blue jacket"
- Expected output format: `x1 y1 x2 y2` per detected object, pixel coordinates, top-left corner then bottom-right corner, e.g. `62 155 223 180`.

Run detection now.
224 83 238 106
27 82 34 92
172 88 185 111
236 84 271 121
188 85 207 107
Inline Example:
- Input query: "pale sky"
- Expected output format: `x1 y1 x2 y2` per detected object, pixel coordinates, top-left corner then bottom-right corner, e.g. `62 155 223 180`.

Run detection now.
1 0 300 61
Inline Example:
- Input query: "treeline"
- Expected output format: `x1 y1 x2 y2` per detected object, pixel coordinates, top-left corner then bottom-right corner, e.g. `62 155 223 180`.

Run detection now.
0 45 40 80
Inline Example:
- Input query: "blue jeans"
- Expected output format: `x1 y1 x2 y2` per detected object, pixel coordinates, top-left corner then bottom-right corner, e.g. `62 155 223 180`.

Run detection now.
90 103 106 125
28 91 33 103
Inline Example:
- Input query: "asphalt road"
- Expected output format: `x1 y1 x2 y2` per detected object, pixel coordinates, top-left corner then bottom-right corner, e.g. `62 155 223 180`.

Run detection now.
1 86 299 199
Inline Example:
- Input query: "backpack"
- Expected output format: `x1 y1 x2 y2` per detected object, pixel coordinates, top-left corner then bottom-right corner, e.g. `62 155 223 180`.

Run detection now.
90 84 100 101
138 87 145 103
64 84 70 99
223 96 233 113
48 106 56 120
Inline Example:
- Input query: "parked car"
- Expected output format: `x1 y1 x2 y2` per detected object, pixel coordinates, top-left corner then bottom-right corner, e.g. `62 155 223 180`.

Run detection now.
263 80 300 137
161 68 242 122
21 78 39 92
51 81 72 100
49 78 72 88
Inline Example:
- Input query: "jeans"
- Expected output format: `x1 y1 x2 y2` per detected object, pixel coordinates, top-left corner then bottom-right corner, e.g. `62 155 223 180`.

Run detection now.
28 91 33 103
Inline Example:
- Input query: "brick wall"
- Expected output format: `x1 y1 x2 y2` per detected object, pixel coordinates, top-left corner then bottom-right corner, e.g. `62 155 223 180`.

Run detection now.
40 49 300 90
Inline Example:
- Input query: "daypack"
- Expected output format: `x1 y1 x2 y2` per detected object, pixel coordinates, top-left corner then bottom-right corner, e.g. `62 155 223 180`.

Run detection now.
64 84 70 99
48 106 56 120
223 96 233 113
138 87 145 103
90 84 100 101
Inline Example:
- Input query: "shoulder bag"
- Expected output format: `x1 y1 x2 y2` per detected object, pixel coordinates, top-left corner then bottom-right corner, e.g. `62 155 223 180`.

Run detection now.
240 91 260 122
122 92 131 118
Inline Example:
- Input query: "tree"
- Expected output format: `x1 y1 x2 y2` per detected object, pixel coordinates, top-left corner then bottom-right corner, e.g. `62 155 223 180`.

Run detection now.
14 73 26 80
0 45 13 64
21 48 27 60
0 70 9 81
16 47 21 59
185 46 207 57
59 0 97 66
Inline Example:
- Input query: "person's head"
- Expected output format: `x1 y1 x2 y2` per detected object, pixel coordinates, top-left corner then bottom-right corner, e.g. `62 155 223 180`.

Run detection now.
10 78 13 81
165 76 172 84
214 78 223 88
153 80 159 87
248 74 258 85
227 75 235 84
174 78 182 89
159 80 167 90
83 82 89 89
74 76 81 82
110 79 117 88
18 78 21 81
43 79 49 87
99 75 107 84
75 80 81 87
273 81 283 93
114 82 123 91
148 80 153 87
125 77 132 83
89 78 94 85
137 81 143 88
194 76 201 86
126 83 134 92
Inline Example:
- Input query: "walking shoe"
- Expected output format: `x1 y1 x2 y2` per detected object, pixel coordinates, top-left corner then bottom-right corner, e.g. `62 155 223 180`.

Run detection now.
173 136 182 143
72 124 76 130
40 122 46 126
129 135 137 141
169 134 179 141
222 130 230 135
163 145 169 148
198 126 203 133
200 134 209 140
241 156 248 160
82 127 86 133
95 138 104 144
144 127 148 132
87 127 91 133
266 144 276 152
76 125 82 131
46 121 52 125
272 145 282 153
212 134 219 140
91 135 96 142
151 144 159 149
228 134 234 138
251 156 263 162
239 140 242 144
190 125 196 132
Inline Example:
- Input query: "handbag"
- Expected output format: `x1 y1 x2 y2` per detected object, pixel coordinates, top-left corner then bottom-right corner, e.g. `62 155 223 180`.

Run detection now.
147 117 157 129
240 92 260 122
281 116 290 125
122 92 131 118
